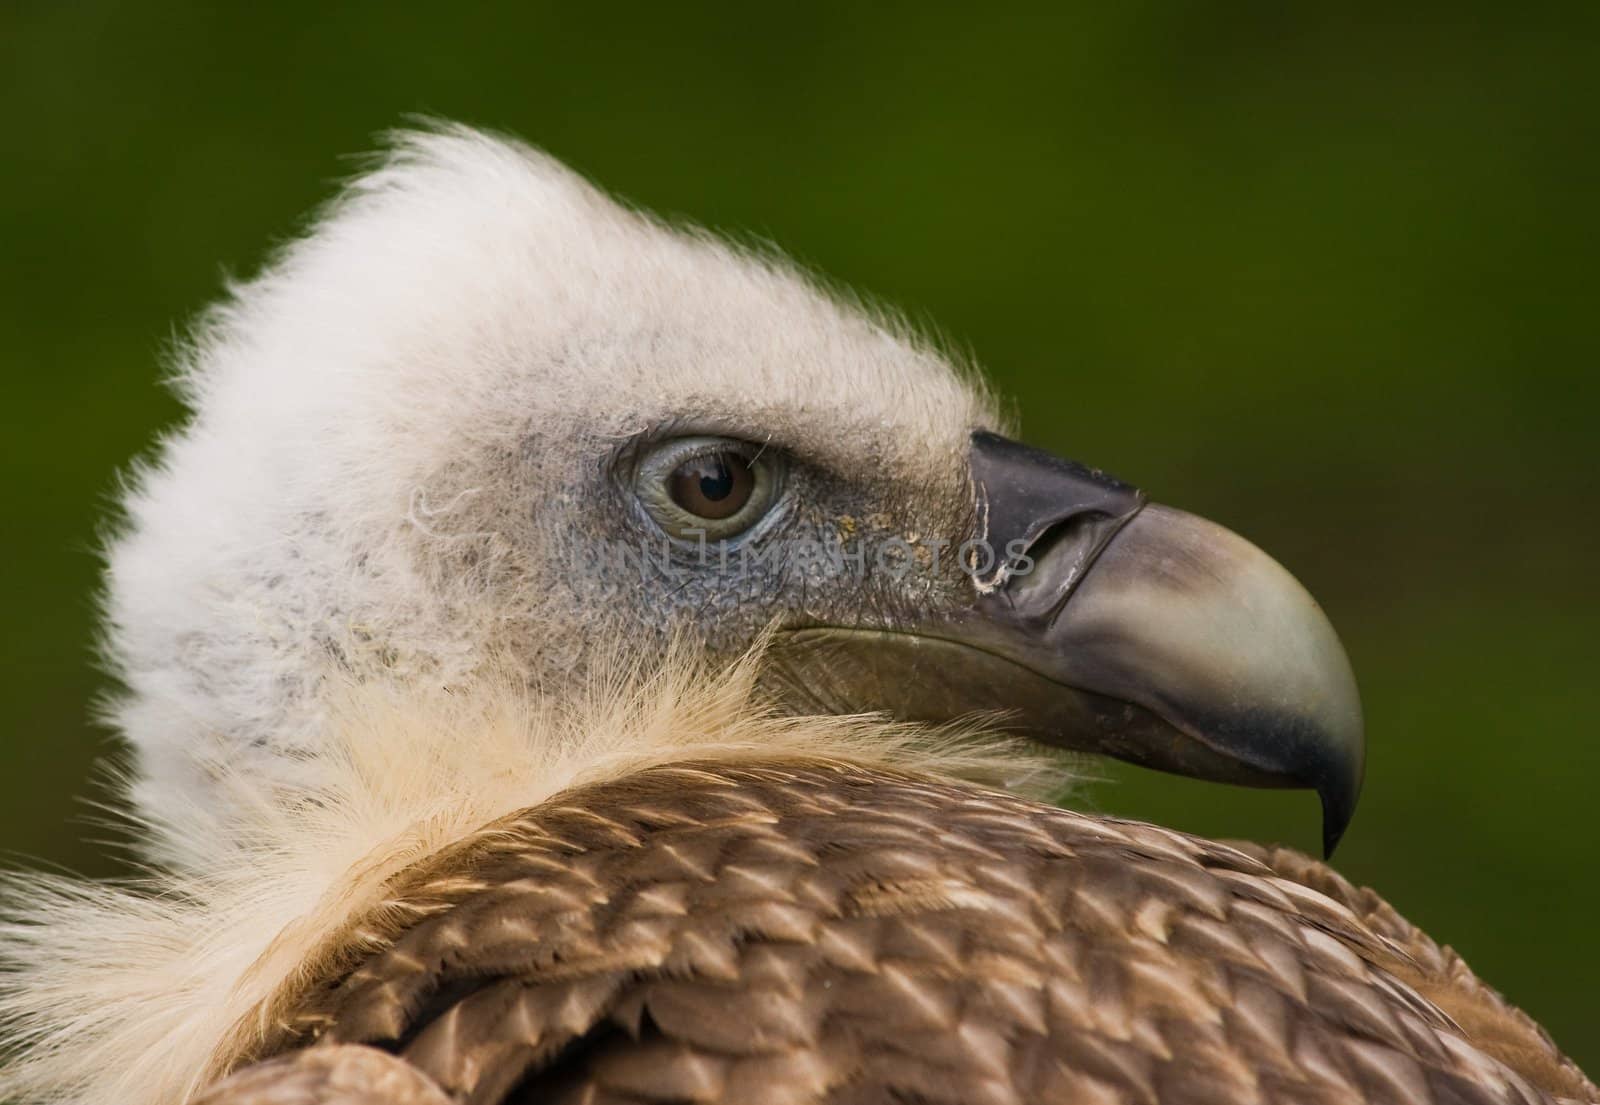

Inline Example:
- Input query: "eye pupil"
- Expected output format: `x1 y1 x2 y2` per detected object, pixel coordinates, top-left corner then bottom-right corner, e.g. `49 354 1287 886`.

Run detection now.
668 451 755 521
699 461 735 502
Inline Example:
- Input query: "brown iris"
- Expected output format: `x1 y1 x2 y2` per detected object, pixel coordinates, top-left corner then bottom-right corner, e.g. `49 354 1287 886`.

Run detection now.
636 436 782 540
667 451 755 520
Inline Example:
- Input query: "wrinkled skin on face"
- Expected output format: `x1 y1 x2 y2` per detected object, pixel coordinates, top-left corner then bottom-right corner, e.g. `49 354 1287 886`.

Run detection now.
517 427 980 661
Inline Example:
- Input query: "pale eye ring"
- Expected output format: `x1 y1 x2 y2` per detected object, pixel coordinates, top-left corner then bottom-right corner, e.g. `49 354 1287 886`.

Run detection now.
635 436 782 540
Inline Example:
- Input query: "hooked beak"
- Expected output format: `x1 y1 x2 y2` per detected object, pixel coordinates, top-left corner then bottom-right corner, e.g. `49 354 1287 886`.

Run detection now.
769 431 1365 857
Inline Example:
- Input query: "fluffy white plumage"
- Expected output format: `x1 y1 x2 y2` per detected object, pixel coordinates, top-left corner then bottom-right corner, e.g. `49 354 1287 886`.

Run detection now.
103 125 1000 866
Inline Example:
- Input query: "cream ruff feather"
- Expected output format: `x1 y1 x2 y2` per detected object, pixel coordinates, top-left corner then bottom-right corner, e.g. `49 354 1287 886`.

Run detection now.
0 648 1057 1105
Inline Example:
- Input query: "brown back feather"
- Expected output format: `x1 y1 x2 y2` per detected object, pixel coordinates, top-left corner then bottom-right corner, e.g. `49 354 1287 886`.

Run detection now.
1225 843 1596 1103
203 761 1594 1105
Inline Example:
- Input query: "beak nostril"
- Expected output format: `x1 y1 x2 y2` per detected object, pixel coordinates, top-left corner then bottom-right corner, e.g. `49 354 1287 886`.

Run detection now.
968 431 1146 600
1003 509 1144 629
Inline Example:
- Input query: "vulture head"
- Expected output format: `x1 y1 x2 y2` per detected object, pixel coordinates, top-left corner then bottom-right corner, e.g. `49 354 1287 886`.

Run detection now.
109 125 1362 860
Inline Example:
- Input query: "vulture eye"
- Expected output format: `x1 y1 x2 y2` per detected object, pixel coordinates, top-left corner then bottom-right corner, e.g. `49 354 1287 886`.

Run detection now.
636 436 783 540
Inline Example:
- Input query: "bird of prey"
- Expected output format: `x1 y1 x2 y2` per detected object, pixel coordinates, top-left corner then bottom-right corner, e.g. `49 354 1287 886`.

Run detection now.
0 126 1590 1105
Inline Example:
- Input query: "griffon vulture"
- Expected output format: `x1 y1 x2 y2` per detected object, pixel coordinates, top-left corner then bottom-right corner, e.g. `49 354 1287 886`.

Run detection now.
0 126 1590 1105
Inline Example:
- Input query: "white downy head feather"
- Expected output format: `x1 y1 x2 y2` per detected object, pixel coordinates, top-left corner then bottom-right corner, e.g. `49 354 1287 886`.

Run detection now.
101 123 1003 863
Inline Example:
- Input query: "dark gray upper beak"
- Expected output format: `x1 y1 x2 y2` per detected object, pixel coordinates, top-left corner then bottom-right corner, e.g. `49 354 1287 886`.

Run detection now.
770 431 1366 857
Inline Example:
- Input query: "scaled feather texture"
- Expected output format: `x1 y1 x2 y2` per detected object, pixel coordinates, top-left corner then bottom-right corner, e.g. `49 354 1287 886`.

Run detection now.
0 648 1056 1105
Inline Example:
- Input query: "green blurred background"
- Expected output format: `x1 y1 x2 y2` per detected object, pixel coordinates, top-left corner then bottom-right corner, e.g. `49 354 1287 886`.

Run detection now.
3 0 1596 1067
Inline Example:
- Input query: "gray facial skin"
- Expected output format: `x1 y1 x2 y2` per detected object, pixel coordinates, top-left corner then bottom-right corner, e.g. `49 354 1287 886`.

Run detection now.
573 426 1364 857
